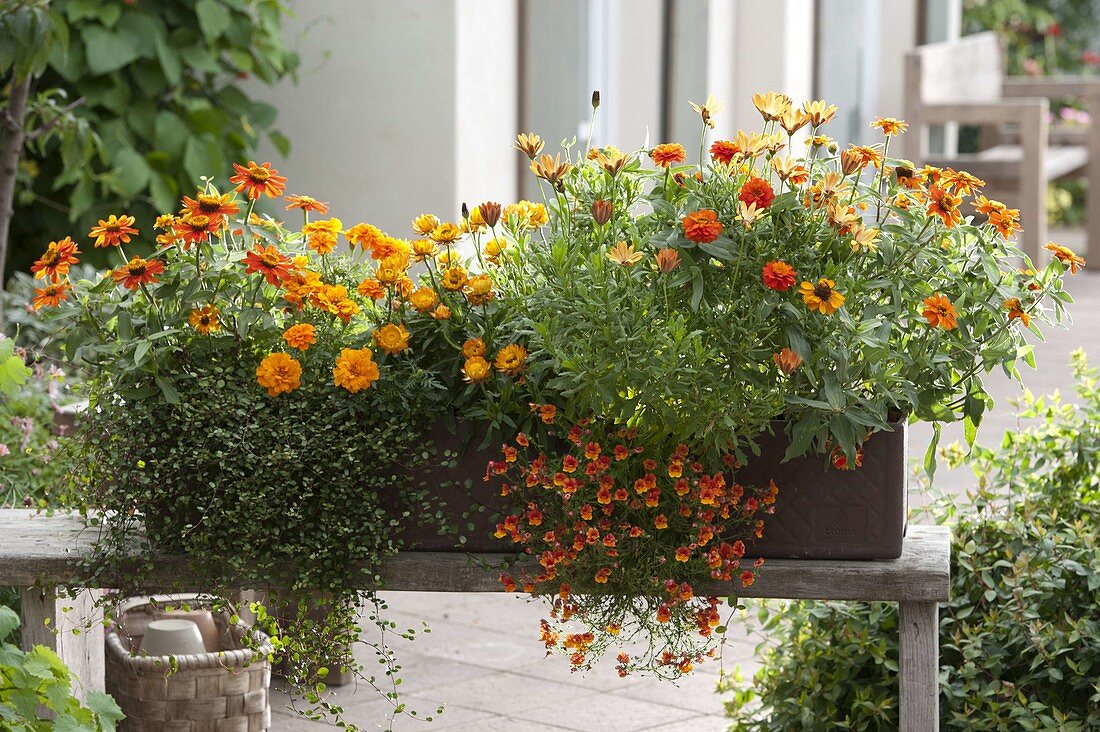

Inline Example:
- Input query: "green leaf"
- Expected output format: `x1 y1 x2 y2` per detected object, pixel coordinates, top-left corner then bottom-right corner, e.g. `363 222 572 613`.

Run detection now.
195 0 233 41
0 606 19 640
85 690 125 724
112 146 152 199
82 24 142 75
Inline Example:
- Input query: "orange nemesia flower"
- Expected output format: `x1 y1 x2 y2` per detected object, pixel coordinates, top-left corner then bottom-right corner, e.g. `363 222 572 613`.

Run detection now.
922 292 958 330
229 161 287 200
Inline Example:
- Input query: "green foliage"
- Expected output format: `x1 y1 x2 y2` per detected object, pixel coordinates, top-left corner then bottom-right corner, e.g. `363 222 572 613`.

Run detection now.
0 605 124 731
2 0 298 276
722 350 1100 731
963 0 1100 75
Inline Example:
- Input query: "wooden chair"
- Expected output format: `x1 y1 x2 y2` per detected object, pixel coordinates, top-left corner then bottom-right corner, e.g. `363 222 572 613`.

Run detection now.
903 31 1100 269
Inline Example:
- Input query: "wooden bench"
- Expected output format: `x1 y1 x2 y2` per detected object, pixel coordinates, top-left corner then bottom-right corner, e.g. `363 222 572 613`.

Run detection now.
903 31 1100 268
0 509 951 730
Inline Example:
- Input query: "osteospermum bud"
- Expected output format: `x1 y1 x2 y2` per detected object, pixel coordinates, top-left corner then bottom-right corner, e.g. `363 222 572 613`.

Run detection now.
592 90 601 109
461 202 470 221
479 201 502 228
772 347 802 374
591 199 613 226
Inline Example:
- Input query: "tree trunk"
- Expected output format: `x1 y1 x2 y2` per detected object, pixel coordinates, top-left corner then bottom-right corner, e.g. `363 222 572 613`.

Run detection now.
0 73 32 303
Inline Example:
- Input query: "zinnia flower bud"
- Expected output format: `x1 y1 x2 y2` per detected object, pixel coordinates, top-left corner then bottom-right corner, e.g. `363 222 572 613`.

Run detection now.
591 199 613 226
592 90 601 109
773 347 802 374
479 201 501 228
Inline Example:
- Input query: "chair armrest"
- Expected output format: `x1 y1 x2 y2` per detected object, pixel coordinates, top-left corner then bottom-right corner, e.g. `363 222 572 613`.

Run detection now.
1005 75 1100 99
922 98 1050 125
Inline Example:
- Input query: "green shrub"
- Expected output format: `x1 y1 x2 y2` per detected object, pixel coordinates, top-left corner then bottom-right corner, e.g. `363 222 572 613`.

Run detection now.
0 605 124 730
723 350 1100 731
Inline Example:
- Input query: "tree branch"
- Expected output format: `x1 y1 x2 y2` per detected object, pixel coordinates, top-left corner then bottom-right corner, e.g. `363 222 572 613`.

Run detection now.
25 96 86 142
0 73 33 303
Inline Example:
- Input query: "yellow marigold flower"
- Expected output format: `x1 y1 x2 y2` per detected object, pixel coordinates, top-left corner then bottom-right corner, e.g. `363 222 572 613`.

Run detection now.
333 348 379 393
870 117 909 136
412 213 439 237
411 239 437 262
407 287 438 312
188 305 221 335
462 356 492 383
606 241 643 266
462 338 487 359
345 222 385 251
441 266 469 291
430 222 462 245
357 277 385 300
484 237 508 261
466 274 494 305
494 344 527 377
431 304 452 320
256 352 302 397
799 278 845 315
373 323 410 355
283 323 317 351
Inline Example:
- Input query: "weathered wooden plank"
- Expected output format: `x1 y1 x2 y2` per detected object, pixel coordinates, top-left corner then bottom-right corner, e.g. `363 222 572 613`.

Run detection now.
0 510 950 602
19 586 105 704
899 601 940 732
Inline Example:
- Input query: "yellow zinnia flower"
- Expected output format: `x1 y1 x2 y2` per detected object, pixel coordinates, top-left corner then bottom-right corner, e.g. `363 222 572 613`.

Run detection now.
799 278 845 315
188 305 221 335
333 348 380 393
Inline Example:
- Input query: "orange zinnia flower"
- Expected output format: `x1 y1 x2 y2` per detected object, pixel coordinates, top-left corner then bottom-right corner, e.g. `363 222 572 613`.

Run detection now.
31 237 80 282
761 260 796 291
926 185 963 228
32 281 71 310
188 305 221 335
941 168 985 197
88 214 138 248
284 194 329 214
112 257 165 290
1044 242 1086 274
709 140 739 166
244 244 293 286
229 161 287 199
922 292 958 330
681 209 723 243
739 177 775 210
1004 298 1031 327
650 143 686 168
181 192 239 218
174 213 222 247
986 207 1021 239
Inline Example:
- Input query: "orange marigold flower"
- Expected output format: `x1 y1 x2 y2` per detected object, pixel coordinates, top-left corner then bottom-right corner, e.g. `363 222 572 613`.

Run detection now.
870 116 909 136
799 278 845 315
926 185 963 228
654 248 681 274
283 323 317 350
284 194 329 214
333 348 380 393
1004 298 1031 327
682 209 723 243
357 277 385 300
761 260 796 291
373 323 410 355
31 237 80 282
922 292 958 330
1044 242 1086 274
230 161 287 200
773 347 802 374
189 305 221 335
345 222 385 251
182 192 239 218
739 177 775 209
32 281 71 310
244 244 293 286
650 143 686 167
112 257 164 290
709 139 739 166
88 214 138 248
463 356 492 383
256 352 302 397
495 344 527 377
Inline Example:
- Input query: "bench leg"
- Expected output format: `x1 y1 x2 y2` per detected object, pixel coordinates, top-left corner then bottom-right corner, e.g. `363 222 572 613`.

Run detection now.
899 601 939 732
19 587 104 704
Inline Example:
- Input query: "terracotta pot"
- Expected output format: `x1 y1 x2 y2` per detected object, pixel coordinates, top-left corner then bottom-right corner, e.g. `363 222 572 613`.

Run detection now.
396 419 908 560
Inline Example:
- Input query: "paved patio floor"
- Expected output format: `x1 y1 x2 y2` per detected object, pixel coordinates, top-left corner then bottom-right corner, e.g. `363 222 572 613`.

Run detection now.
272 230 1098 731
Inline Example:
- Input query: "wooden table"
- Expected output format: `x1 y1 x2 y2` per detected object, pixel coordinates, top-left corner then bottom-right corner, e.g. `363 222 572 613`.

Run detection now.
0 509 951 730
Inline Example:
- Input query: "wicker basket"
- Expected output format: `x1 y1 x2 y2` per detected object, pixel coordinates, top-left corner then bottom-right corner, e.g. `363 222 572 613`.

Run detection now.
105 597 274 732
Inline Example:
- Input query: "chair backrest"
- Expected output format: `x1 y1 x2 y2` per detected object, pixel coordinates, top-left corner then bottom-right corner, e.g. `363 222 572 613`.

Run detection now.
906 31 1004 105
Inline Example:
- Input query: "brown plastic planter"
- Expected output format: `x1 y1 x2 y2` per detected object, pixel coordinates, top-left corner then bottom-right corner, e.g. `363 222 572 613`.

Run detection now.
395 419 908 561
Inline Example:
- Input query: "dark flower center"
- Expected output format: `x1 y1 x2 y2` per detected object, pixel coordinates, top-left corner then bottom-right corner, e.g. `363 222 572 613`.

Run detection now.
814 283 833 300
